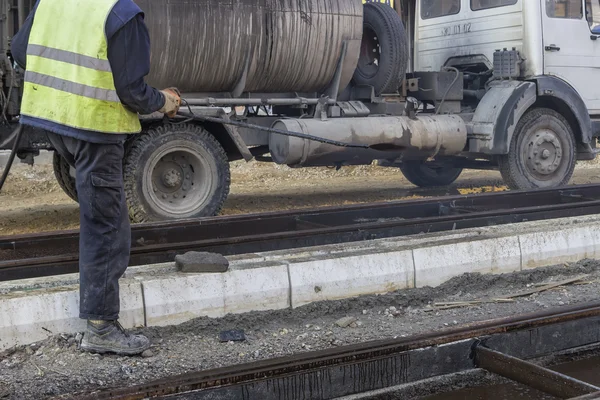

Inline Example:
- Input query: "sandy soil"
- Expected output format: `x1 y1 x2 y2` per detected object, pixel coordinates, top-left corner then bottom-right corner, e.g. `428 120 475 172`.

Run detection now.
2 157 600 236
1 259 600 399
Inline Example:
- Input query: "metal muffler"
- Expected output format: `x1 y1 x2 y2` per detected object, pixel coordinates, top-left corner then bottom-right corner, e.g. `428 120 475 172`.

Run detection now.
268 115 468 167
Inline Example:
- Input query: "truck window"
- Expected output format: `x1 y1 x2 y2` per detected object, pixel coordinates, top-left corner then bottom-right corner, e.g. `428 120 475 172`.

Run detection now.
471 0 518 11
421 0 460 19
546 0 583 19
586 0 600 33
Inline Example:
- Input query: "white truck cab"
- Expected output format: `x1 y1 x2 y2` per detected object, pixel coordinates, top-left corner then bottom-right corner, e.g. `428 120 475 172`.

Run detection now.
415 0 600 114
390 0 600 190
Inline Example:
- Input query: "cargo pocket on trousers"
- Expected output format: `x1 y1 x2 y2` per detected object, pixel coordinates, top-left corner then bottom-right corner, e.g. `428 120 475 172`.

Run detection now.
91 172 122 220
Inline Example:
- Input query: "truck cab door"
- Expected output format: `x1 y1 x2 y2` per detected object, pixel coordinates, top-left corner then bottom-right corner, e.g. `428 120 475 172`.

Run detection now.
542 0 600 114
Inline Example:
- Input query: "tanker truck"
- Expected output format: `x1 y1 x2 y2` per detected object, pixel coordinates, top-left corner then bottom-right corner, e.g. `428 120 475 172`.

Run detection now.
1 0 599 222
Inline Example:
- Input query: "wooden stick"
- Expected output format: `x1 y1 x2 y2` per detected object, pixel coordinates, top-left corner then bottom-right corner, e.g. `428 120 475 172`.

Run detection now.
506 275 589 299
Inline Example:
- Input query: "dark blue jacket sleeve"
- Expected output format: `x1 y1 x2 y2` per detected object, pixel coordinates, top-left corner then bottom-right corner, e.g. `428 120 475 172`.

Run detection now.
10 0 165 115
107 14 165 115
10 1 37 69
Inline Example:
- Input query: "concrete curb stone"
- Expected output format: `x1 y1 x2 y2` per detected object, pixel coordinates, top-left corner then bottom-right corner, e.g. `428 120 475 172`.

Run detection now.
2 215 600 350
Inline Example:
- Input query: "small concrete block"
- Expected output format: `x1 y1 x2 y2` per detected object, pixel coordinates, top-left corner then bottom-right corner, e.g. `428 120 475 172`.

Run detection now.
289 249 414 308
142 274 225 327
413 236 521 288
519 225 600 269
335 316 357 328
175 251 229 273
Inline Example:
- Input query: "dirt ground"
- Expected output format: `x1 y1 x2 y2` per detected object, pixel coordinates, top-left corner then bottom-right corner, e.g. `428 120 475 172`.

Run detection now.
2 156 600 236
1 259 600 399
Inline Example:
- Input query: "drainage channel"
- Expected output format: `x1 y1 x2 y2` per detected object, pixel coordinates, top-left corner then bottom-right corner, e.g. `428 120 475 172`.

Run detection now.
54 301 600 400
4 184 600 281
358 351 600 400
421 354 600 400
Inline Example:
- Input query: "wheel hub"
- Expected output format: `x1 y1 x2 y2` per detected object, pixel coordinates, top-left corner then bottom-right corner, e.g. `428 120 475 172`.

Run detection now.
527 130 562 176
152 155 197 200
359 27 380 77
162 168 182 188
144 145 215 217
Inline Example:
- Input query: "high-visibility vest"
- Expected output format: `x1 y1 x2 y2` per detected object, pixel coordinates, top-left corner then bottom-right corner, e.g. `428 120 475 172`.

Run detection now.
20 0 141 134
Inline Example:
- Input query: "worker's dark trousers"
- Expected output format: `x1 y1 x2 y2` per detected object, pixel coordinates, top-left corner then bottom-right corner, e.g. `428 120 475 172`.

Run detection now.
47 132 130 321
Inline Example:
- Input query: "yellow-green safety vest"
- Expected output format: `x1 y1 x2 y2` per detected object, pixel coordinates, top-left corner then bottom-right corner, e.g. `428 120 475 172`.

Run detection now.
20 0 141 134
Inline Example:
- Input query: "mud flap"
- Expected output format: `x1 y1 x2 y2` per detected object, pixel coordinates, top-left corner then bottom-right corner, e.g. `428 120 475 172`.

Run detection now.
468 80 536 155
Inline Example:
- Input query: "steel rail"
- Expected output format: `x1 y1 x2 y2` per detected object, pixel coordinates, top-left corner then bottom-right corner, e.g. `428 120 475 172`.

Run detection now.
4 184 600 281
474 346 600 398
55 301 600 400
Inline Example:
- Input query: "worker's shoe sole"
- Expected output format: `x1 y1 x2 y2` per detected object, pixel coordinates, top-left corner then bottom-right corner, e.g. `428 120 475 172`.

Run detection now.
80 341 150 356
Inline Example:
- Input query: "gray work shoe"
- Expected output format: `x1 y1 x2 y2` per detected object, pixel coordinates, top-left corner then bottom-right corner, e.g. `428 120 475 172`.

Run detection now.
80 320 150 356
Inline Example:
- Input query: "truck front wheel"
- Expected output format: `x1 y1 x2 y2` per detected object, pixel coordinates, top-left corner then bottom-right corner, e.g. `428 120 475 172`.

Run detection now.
498 108 576 190
123 123 230 223
399 160 463 187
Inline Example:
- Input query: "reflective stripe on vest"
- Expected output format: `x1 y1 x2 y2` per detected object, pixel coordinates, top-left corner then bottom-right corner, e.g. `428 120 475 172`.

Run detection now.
20 0 141 134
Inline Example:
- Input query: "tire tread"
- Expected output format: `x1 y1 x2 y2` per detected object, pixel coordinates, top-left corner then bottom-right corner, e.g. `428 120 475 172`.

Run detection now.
498 107 576 190
123 123 230 223
353 2 407 95
52 151 78 203
400 161 463 187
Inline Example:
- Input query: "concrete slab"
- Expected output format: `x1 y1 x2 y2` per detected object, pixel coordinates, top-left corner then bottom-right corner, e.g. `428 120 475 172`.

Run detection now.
142 273 225 327
519 225 600 269
5 214 600 349
288 248 414 308
0 280 143 351
142 260 291 327
224 262 290 314
413 235 522 288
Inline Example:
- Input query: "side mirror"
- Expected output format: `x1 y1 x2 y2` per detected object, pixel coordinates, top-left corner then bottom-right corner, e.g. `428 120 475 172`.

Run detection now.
592 35 599 40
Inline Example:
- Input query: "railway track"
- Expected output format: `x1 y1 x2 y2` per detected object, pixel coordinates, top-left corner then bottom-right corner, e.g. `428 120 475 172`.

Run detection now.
54 301 600 400
4 183 600 282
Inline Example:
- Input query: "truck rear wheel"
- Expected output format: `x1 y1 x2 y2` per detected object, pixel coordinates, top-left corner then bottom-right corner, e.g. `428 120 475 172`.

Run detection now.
353 2 407 95
498 108 576 190
123 124 230 223
52 151 78 203
400 160 463 187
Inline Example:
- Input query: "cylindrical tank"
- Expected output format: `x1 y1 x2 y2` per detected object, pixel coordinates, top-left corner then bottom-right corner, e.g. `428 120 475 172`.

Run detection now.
134 0 363 94
269 115 468 167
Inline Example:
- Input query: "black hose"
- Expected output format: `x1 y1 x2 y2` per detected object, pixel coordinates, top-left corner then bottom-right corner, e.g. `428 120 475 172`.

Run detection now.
435 66 460 116
0 124 23 192
176 108 369 149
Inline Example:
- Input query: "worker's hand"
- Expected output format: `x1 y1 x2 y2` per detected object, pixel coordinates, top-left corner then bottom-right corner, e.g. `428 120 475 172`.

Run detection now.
159 87 181 118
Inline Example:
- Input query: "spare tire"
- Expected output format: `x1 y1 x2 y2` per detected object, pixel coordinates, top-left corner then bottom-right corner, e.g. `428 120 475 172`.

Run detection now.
353 2 408 96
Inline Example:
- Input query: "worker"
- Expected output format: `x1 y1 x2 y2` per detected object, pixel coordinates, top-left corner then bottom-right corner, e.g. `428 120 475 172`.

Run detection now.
11 0 181 355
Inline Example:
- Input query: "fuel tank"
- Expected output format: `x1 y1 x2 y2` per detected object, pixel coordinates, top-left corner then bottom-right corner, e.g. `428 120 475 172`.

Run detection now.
134 0 363 94
269 115 468 167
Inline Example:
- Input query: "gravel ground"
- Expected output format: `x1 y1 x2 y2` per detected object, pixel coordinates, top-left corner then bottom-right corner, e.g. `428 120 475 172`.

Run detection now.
0 160 511 236
2 259 600 399
2 155 600 236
